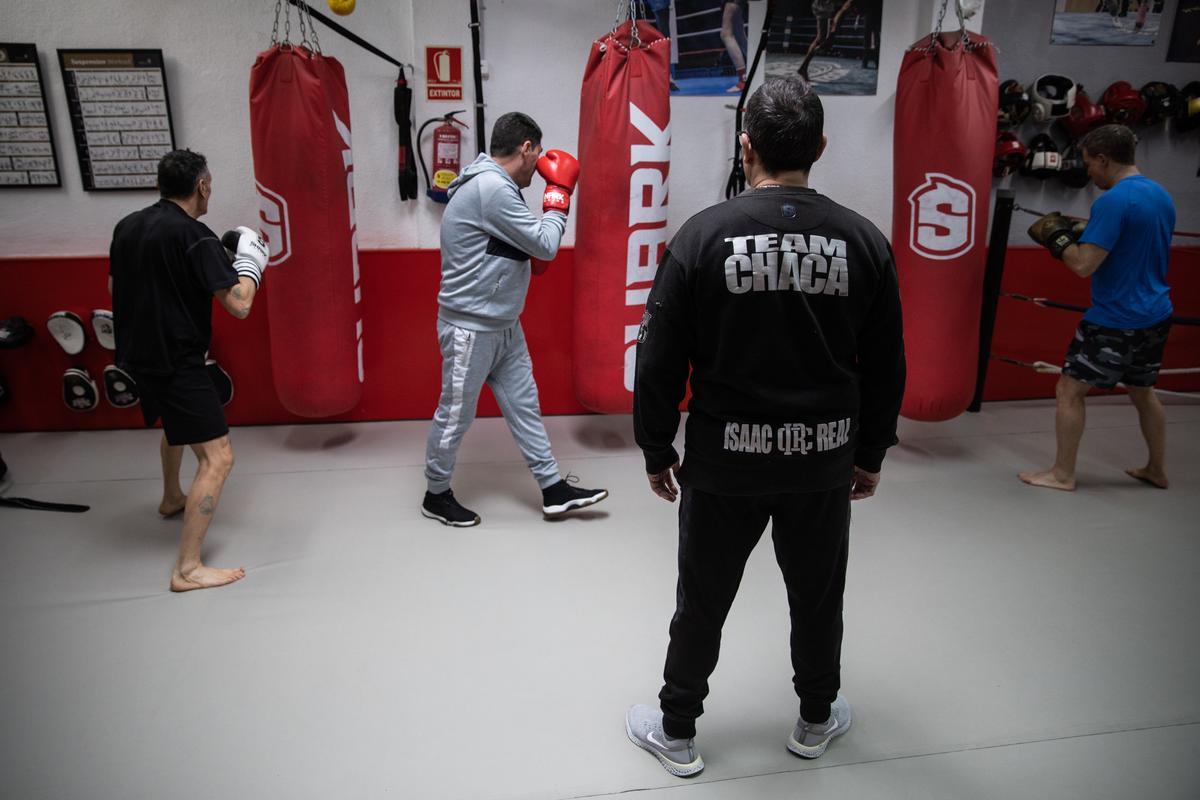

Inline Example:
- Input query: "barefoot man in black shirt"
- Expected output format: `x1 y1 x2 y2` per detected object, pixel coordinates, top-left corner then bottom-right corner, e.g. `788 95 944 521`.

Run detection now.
108 149 269 592
625 78 906 776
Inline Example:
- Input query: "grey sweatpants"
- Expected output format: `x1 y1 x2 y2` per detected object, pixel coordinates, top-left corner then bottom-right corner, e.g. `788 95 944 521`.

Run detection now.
425 318 560 493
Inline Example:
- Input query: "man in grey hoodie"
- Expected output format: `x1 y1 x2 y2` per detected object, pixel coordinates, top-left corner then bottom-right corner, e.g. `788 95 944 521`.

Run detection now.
422 112 609 526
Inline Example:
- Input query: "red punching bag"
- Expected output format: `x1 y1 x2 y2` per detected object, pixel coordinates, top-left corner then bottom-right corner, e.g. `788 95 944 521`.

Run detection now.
249 45 364 417
892 27 997 421
574 19 671 414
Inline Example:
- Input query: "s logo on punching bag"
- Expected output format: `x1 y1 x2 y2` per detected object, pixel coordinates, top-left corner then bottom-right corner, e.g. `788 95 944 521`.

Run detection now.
907 172 976 261
255 180 292 265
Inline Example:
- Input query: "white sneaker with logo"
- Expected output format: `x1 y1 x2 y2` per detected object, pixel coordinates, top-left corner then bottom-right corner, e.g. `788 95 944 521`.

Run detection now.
625 704 704 777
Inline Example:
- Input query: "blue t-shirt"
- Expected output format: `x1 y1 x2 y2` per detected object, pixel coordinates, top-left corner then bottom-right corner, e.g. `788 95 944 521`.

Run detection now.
1078 174 1174 329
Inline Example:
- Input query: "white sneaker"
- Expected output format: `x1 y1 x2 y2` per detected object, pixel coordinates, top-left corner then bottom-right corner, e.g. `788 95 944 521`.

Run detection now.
787 693 852 759
625 704 704 777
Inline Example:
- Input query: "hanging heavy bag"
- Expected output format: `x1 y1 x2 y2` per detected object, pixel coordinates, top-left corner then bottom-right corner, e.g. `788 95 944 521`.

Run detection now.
891 1 998 422
573 9 671 414
248 5 363 417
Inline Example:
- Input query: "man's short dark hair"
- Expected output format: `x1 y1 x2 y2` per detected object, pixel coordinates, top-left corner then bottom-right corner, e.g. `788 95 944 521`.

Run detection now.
157 149 209 199
743 78 824 174
490 112 542 157
1080 124 1137 165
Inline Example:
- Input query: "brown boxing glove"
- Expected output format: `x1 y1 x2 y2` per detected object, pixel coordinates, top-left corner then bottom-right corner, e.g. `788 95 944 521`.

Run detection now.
1027 212 1079 259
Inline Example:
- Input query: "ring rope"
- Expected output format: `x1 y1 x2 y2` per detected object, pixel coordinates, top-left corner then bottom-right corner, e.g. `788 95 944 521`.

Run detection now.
991 355 1199 399
1002 292 1200 327
1014 204 1200 239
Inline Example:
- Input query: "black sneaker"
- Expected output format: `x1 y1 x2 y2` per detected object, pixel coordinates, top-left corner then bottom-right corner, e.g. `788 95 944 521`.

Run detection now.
541 475 609 517
421 489 481 527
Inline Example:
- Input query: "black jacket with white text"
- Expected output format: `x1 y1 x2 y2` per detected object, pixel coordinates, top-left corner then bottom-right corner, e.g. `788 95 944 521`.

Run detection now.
633 186 906 495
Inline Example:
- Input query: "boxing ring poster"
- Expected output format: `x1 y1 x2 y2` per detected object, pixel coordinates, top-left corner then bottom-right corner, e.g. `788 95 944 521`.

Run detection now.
1050 1 1160 46
56 49 176 191
661 0 749 96
0 43 62 188
764 0 884 95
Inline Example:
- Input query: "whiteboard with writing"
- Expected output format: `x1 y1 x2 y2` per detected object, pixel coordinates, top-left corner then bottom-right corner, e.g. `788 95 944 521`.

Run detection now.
0 43 62 188
57 49 176 191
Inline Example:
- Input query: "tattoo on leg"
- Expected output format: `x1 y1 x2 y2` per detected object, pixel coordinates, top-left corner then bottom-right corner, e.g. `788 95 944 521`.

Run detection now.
232 285 244 300
199 495 216 516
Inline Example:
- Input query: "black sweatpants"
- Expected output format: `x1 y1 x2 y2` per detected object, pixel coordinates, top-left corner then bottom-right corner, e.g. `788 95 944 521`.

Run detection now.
659 483 851 740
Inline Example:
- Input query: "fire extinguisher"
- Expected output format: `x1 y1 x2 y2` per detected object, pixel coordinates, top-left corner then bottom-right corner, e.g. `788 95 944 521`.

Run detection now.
417 110 468 204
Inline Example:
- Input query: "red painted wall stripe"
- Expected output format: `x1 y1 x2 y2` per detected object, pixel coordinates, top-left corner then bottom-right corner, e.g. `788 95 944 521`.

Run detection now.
0 247 1195 433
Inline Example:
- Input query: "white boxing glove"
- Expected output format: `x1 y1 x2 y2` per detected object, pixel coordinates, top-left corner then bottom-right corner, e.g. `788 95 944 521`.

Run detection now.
221 226 269 288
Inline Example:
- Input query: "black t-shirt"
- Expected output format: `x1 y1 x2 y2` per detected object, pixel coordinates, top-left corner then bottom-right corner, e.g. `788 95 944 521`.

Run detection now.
109 200 238 375
633 186 906 495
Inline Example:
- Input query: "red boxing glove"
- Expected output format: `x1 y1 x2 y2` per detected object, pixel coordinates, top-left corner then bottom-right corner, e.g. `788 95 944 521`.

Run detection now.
543 184 571 214
537 149 580 214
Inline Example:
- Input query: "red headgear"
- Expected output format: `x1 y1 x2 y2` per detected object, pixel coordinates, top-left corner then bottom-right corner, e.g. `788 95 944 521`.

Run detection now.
993 132 1027 177
1059 86 1106 139
1101 81 1146 125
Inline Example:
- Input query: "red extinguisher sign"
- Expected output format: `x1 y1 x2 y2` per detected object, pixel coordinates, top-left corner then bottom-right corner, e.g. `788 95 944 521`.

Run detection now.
425 46 463 101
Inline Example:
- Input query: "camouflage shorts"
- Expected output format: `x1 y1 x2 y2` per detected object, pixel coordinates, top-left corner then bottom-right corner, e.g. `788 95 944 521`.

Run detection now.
1062 319 1172 389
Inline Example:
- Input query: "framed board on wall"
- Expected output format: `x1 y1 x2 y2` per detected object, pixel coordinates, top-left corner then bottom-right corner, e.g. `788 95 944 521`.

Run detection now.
56 49 176 191
1167 0 1200 62
0 43 63 188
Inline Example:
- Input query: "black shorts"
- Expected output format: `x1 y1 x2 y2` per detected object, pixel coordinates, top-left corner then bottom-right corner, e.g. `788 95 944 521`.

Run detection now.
1062 318 1171 390
131 359 229 446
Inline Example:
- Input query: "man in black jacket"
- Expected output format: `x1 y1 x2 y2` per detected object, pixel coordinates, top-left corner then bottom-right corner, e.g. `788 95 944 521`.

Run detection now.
625 78 905 777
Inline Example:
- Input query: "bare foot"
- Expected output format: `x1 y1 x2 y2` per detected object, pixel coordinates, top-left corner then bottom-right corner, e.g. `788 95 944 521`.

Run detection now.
1018 470 1076 492
1125 467 1169 489
170 565 246 593
158 495 186 518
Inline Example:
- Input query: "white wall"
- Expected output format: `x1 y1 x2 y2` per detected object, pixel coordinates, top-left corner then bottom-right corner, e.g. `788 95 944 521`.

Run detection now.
0 0 942 257
2 0 417 256
8 0 1189 259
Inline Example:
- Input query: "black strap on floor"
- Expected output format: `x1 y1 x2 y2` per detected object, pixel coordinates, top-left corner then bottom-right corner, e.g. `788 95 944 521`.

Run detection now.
0 496 90 513
725 0 776 199
286 0 404 68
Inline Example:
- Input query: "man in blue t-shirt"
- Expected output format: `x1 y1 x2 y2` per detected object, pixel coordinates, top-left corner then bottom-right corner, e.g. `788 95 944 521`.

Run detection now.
1023 124 1175 491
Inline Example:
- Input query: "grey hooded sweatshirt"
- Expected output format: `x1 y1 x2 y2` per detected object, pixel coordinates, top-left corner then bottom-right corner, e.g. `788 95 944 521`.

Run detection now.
437 153 567 332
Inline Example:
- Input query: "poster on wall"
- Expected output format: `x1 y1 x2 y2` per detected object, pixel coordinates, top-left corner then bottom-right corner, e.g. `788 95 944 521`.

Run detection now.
0 43 62 188
426 46 463 101
764 0 882 96
56 49 176 191
1050 0 1162 46
1166 0 1200 61
652 1 750 96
